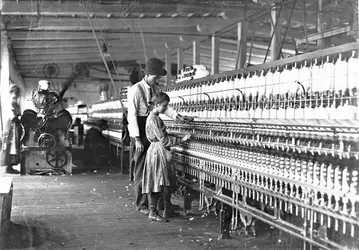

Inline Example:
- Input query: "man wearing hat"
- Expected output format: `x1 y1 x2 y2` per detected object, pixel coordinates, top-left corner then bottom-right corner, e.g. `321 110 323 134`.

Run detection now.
127 58 192 217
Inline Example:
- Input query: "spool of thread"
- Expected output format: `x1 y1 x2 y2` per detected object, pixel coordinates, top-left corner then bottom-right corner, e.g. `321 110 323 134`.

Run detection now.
100 91 108 101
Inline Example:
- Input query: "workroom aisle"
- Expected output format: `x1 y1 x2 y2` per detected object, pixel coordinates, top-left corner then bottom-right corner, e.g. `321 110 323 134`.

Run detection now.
2 172 304 250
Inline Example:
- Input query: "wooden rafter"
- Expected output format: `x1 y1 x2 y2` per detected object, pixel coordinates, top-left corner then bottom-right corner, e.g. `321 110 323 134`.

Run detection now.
3 0 340 80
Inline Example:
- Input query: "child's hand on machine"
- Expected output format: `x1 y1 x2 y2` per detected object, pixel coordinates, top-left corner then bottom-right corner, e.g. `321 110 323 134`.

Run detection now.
176 114 194 122
183 116 194 122
181 133 192 143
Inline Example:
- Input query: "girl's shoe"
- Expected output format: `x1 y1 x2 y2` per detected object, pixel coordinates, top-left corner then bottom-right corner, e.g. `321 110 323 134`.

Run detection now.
139 208 150 215
149 213 168 222
6 167 19 174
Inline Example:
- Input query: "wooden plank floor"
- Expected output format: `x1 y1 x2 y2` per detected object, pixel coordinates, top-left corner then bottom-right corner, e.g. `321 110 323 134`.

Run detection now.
1 168 305 250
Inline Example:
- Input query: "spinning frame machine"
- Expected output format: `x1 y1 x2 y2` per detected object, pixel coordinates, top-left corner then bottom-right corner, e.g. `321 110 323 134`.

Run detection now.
161 42 359 250
85 95 130 174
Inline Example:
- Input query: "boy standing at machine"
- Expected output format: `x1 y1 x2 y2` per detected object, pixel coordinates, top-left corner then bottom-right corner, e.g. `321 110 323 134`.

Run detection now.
127 58 192 216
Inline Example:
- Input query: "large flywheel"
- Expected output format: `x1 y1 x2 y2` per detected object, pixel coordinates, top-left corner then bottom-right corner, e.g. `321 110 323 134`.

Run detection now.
46 150 68 168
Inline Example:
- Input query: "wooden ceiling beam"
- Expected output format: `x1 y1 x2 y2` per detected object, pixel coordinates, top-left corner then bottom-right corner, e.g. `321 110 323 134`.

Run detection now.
5 25 225 37
14 43 253 57
1 1 232 14
18 66 139 73
7 31 210 41
18 60 140 68
15 51 264 66
17 57 143 66
18 54 237 70
22 76 131 85
20 71 130 78
1 1 262 20
15 49 167 57
2 11 224 19
5 26 230 40
17 59 145 67
11 39 192 49
14 50 170 61
4 16 233 30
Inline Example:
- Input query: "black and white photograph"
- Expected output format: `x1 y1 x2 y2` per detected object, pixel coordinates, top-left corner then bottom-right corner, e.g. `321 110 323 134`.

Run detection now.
0 0 359 249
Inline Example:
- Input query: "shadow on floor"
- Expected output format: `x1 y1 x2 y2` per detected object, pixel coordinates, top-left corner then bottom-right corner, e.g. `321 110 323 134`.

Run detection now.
0 221 66 249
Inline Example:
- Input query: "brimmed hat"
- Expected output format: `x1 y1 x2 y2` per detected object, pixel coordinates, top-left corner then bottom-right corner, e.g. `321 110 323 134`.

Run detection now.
142 58 167 77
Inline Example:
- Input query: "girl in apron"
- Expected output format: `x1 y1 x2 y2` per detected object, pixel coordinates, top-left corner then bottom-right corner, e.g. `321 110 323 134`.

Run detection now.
142 92 191 222
1 84 22 174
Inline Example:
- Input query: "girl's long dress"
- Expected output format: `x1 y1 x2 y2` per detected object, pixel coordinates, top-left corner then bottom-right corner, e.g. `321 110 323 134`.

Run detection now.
1 101 22 166
142 113 178 194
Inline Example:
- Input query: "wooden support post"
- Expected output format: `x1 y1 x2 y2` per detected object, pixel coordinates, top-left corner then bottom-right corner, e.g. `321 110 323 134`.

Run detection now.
177 48 183 74
211 34 220 74
165 52 171 86
236 21 248 69
317 0 326 48
270 2 282 62
193 38 200 65
0 28 10 133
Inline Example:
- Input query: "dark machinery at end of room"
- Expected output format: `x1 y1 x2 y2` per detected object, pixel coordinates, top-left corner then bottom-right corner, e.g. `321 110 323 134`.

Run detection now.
19 64 88 174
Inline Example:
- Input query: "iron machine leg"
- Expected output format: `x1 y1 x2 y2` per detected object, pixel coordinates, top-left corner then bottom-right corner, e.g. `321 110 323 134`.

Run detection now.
219 202 232 239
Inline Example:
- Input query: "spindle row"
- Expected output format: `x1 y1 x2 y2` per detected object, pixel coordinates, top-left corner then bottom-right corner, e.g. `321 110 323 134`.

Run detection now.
173 139 359 198
90 100 126 119
172 148 359 238
164 51 359 120
164 120 359 160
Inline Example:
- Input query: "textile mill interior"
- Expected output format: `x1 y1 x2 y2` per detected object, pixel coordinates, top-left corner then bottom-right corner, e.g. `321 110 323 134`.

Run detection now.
0 0 359 249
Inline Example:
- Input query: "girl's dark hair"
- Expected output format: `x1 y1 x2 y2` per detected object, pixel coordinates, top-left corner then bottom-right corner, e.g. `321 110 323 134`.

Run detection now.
149 92 170 110
10 84 20 95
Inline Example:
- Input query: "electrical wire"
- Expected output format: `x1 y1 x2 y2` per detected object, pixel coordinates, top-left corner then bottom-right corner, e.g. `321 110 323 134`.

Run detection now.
264 0 284 61
301 0 309 52
82 1 123 108
126 0 145 78
248 21 257 65
88 0 124 96
277 0 298 60
130 17 144 75
139 22 148 63
263 2 284 63
235 2 248 69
